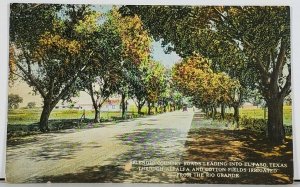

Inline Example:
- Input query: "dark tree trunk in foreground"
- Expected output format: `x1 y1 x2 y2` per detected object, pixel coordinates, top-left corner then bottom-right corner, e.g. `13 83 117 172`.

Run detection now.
233 104 240 128
94 108 100 123
137 105 142 114
267 98 285 144
147 102 151 115
121 93 126 119
39 97 60 132
263 43 290 144
136 100 145 115
39 101 53 132
89 83 101 123
210 106 216 119
213 107 217 119
221 104 225 120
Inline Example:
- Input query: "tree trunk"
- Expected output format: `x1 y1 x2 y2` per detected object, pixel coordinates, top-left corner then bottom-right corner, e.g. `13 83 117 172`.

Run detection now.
94 108 100 123
121 93 126 119
155 106 158 113
210 106 214 118
147 102 151 115
137 104 142 114
213 106 217 119
39 100 53 132
233 105 240 128
221 104 225 120
267 98 285 144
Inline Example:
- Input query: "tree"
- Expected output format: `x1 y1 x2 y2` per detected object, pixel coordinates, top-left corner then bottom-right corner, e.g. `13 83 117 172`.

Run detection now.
75 11 124 123
108 7 152 118
8 94 23 109
27 102 36 109
170 90 184 111
77 7 152 121
10 4 97 131
172 54 240 120
143 60 167 115
121 6 290 144
159 68 173 112
126 61 148 115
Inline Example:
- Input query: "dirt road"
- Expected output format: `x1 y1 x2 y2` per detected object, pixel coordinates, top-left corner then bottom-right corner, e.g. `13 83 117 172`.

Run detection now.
6 110 194 183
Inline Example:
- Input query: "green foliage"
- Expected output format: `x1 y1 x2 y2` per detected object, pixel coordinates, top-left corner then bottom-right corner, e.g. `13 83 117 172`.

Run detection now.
239 117 267 134
143 60 168 104
27 102 36 109
8 94 23 109
10 4 106 130
121 6 291 143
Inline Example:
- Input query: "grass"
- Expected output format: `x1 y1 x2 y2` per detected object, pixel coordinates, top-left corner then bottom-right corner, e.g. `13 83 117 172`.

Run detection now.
8 108 126 125
128 105 149 114
8 105 292 126
8 105 163 125
225 105 291 126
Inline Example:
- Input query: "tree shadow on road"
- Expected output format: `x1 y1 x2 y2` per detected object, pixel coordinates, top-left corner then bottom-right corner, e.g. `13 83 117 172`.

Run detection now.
7 140 102 162
181 118 293 184
22 116 293 184
32 128 188 183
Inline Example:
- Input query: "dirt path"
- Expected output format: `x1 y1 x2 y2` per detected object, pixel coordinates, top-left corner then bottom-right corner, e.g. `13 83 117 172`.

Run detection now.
6 110 194 183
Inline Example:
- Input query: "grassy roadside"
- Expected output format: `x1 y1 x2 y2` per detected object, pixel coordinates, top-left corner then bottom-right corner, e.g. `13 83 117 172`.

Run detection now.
227 105 291 126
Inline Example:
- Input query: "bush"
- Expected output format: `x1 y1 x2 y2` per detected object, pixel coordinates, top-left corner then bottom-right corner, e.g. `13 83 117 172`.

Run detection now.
239 117 292 136
239 117 267 134
27 102 36 109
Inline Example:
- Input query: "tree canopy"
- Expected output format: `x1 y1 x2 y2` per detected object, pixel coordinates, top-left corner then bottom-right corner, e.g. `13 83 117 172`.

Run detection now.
121 6 291 143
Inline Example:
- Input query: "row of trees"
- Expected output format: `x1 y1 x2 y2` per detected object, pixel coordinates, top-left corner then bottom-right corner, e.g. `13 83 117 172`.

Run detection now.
121 6 291 144
9 4 185 131
9 4 291 144
172 54 240 123
8 94 37 109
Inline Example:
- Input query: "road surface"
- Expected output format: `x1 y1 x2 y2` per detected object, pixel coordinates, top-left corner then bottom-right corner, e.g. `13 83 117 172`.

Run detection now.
6 110 194 183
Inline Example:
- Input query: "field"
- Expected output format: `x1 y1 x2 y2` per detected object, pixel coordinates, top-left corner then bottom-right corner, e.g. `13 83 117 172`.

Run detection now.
8 109 122 125
239 105 292 126
8 105 292 126
8 105 155 125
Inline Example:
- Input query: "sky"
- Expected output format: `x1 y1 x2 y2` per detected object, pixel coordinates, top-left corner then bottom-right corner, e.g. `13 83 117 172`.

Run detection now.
152 40 181 68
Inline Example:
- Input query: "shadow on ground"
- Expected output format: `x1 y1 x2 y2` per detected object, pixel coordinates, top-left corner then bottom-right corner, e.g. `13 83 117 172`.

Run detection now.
25 112 293 184
179 113 293 184
33 128 188 183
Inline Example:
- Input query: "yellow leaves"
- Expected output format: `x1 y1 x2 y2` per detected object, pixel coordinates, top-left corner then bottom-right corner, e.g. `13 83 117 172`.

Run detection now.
37 32 81 55
75 12 101 34
172 54 240 105
52 20 64 31
110 8 152 65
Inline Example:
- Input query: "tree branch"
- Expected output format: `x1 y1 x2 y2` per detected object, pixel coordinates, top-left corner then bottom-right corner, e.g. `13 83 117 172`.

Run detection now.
280 67 291 99
15 62 47 98
272 41 287 85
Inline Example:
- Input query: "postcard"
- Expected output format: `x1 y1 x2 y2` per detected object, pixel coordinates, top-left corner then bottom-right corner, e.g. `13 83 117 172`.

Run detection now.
6 4 293 184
